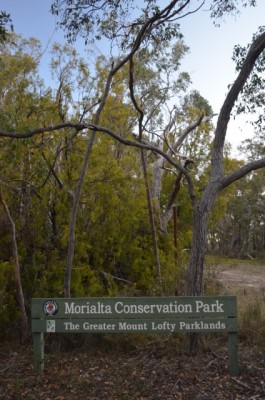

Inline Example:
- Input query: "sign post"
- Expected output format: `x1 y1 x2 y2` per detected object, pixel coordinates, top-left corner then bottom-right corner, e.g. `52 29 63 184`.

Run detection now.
31 296 238 375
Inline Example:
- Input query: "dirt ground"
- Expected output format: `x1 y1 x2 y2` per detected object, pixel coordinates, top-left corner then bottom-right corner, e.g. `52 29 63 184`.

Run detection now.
1 337 265 400
206 260 265 316
0 260 265 399
211 262 265 290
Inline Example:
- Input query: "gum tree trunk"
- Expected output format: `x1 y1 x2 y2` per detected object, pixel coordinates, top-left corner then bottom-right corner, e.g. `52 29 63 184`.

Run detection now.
187 183 221 296
0 188 28 340
187 30 265 301
187 209 208 296
186 183 221 352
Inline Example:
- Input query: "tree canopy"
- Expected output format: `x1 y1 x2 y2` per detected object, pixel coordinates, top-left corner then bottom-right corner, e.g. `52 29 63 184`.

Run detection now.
0 0 265 343
0 11 13 43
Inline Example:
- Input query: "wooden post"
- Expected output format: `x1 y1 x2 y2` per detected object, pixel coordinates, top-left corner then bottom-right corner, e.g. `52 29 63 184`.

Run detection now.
228 332 239 376
33 332 44 373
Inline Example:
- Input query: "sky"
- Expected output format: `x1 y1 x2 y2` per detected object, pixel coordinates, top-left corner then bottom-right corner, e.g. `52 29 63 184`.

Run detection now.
1 0 265 154
179 1 265 153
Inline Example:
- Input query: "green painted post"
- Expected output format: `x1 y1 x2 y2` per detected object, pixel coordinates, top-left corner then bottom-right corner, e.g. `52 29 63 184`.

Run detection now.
33 332 44 373
228 332 239 376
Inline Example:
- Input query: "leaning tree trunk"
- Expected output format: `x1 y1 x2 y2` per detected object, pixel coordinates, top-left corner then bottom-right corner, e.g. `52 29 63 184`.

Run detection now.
140 149 162 286
187 206 209 297
64 131 96 297
187 183 221 352
64 64 115 297
186 202 212 353
187 182 221 297
0 188 28 340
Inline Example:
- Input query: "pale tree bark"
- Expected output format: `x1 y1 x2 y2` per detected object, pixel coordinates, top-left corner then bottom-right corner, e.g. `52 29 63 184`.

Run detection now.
187 182 221 296
0 187 28 340
141 149 162 286
185 31 265 352
151 114 203 233
129 57 162 286
187 31 265 300
162 168 183 228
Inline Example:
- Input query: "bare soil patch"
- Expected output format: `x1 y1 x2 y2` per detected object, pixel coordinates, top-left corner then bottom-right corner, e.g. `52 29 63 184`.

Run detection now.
206 259 265 317
213 263 265 290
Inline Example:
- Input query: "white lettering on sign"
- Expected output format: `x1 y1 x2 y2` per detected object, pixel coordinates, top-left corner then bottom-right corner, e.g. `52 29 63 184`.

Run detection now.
114 301 192 314
118 322 147 331
62 299 227 316
195 300 224 313
64 321 80 331
83 322 116 331
65 302 112 315
151 321 176 332
179 321 226 330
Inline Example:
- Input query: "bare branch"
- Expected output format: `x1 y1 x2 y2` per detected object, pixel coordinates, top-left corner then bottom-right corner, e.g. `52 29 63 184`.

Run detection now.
220 157 265 189
129 56 144 140
212 31 265 179
41 149 64 190
162 166 179 177
174 114 204 150
87 123 197 204
100 270 134 285
0 123 87 139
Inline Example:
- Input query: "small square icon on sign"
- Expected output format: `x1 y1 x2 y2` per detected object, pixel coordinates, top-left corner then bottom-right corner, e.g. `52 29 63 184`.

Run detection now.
46 320 56 332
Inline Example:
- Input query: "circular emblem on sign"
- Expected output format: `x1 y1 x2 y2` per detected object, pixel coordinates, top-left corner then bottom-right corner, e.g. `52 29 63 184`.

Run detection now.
43 300 59 316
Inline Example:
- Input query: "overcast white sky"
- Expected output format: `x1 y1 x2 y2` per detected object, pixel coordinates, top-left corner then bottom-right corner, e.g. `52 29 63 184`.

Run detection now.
2 0 265 154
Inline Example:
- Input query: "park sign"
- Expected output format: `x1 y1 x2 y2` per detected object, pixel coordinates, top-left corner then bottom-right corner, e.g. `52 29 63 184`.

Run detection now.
31 296 238 375
32 296 236 333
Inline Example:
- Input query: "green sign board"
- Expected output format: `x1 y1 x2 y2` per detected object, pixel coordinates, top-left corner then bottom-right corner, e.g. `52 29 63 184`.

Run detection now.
31 296 238 375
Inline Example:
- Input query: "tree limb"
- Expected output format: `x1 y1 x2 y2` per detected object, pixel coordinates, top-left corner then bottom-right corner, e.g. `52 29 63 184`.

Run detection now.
220 157 265 189
0 123 87 138
211 31 265 179
174 114 204 150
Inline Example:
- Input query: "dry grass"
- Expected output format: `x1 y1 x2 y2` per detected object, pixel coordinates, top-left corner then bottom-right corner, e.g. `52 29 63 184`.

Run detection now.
205 256 265 348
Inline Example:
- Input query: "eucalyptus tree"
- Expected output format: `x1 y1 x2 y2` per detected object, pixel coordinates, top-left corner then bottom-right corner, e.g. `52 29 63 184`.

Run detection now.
0 36 95 335
49 0 265 299
52 0 199 297
0 34 56 337
207 27 265 258
1 0 265 314
51 0 215 296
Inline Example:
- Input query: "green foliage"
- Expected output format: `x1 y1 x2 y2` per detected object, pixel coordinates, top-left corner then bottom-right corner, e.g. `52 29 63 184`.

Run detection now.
51 0 181 47
238 127 265 160
232 26 265 127
51 0 258 48
0 11 13 43
208 158 244 231
0 34 185 324
0 261 19 336
210 0 257 23
0 22 225 336
208 167 265 258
